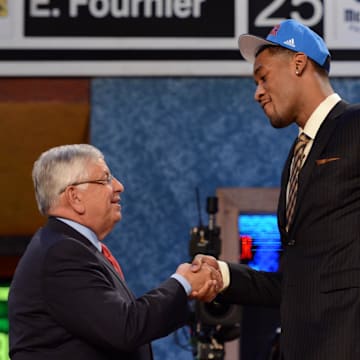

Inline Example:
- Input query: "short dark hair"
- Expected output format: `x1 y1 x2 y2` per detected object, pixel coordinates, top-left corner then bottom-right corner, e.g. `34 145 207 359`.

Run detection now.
255 44 296 59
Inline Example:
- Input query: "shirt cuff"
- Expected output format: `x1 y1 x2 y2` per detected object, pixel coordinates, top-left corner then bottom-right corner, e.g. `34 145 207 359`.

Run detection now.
171 273 192 295
217 260 230 291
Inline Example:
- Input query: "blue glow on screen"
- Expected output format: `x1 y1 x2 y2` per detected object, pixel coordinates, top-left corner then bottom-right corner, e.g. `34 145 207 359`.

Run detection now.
238 214 281 272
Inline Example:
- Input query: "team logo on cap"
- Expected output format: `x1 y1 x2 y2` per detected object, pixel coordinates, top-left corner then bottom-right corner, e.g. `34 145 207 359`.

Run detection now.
269 24 280 36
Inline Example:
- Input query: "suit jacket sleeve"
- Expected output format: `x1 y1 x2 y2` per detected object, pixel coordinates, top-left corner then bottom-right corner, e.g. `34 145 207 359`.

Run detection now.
218 263 282 307
42 237 189 352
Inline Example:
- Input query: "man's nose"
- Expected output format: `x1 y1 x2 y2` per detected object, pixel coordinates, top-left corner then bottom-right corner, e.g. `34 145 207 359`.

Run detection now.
112 177 125 193
254 83 264 102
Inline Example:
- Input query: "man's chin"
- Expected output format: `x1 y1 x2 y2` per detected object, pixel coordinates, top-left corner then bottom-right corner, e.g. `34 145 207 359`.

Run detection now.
268 115 289 129
115 212 122 222
112 204 122 219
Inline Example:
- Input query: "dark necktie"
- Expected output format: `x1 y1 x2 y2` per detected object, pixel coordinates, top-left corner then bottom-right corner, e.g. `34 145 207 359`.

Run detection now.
101 243 125 279
286 133 310 231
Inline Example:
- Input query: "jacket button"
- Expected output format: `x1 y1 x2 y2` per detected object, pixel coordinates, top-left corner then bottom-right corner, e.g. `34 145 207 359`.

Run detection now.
287 239 296 246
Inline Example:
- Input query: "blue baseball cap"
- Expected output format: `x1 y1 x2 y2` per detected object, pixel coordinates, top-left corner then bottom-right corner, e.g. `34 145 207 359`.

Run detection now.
238 19 331 73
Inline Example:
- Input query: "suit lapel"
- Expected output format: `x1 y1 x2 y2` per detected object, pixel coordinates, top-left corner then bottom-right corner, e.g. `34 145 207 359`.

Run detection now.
289 101 349 234
48 217 134 299
94 248 135 299
278 138 297 236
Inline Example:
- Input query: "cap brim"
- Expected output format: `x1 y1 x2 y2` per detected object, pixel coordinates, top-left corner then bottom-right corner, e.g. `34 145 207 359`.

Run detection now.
238 34 274 63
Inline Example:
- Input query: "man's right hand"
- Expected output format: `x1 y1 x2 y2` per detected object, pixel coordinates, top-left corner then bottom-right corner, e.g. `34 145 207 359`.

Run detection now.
191 254 219 273
176 262 222 302
190 254 230 301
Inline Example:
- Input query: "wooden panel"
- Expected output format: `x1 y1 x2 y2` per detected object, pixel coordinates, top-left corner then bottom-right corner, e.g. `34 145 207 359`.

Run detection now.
0 78 89 103
0 102 89 235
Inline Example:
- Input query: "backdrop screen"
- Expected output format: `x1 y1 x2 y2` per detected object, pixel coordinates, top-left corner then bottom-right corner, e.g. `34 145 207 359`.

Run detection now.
238 213 281 271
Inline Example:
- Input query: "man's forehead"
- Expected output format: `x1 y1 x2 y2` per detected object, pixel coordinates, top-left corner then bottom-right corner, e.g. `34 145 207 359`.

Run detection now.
89 158 109 172
253 49 283 74
253 54 268 76
254 62 263 76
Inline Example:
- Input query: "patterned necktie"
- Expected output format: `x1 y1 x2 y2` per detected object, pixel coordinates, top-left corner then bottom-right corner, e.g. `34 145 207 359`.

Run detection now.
286 133 310 231
101 243 125 280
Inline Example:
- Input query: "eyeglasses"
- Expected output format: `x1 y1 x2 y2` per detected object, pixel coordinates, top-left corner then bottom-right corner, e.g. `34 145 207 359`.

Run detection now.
59 174 114 194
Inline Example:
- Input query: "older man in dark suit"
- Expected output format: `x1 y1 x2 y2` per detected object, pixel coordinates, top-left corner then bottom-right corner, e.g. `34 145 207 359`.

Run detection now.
8 144 221 360
194 19 360 360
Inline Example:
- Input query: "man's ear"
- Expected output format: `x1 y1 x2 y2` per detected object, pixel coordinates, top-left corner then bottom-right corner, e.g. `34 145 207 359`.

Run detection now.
294 52 308 75
64 186 85 214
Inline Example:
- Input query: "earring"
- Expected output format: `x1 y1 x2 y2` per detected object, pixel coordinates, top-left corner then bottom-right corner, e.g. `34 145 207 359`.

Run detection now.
296 68 300 76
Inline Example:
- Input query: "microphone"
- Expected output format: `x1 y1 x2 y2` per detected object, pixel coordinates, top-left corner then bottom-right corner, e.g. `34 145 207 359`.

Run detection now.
207 197 218 231
189 194 221 259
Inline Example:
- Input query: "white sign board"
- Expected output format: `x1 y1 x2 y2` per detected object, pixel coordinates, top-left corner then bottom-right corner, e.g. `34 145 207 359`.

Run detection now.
0 0 359 76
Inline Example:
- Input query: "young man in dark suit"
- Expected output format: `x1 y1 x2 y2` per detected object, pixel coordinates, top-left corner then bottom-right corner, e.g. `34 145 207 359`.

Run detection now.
194 19 360 360
8 144 221 360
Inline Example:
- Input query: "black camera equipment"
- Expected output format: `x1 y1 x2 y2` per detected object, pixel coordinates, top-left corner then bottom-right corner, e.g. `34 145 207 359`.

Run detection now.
189 196 221 259
188 191 241 360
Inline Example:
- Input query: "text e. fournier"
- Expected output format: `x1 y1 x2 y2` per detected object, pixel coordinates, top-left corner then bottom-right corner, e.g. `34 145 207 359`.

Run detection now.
30 0 208 19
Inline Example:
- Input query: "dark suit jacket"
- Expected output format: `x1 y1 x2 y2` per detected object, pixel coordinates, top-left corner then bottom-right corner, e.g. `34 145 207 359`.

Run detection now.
220 101 360 359
8 217 190 360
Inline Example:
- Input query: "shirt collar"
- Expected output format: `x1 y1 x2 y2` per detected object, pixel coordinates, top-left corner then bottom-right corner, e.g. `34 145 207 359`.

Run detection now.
301 93 342 140
56 217 102 252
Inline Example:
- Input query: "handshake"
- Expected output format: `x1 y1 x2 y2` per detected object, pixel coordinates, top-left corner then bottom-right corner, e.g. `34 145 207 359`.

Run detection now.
176 255 224 303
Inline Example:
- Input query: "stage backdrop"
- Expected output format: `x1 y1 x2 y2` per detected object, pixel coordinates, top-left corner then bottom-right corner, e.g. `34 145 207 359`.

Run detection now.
90 76 360 360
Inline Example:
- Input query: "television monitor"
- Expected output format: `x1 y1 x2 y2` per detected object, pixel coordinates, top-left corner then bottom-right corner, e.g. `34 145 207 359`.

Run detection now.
238 213 281 360
239 213 281 272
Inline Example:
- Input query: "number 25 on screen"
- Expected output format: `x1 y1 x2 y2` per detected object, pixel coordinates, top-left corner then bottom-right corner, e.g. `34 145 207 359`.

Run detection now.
255 0 323 27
